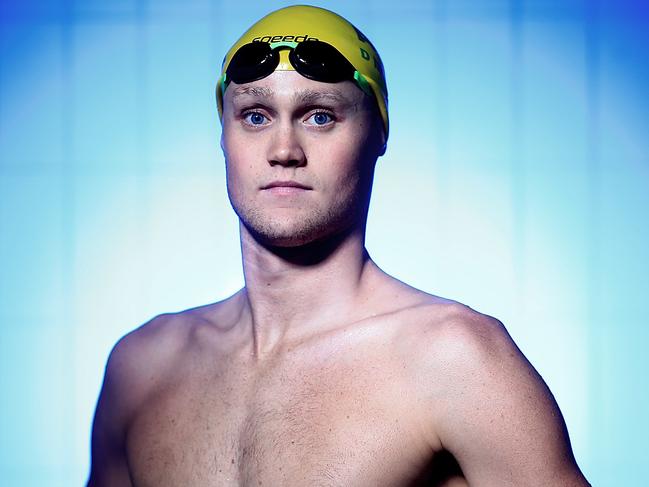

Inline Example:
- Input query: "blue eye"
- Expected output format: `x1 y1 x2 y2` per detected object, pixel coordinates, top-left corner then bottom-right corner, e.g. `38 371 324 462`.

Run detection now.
244 111 267 125
310 112 333 125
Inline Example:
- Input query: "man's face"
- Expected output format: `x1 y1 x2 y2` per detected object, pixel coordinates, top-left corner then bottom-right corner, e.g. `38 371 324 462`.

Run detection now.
221 70 384 247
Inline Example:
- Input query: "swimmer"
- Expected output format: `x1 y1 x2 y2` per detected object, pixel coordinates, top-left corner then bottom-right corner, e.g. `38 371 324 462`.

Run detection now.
87 5 591 486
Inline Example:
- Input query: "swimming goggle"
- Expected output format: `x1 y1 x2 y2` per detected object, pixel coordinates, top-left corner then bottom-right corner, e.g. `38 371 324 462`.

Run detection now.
220 40 373 98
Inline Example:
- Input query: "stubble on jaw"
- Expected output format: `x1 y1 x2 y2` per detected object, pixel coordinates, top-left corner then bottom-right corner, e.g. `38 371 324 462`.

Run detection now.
227 179 364 249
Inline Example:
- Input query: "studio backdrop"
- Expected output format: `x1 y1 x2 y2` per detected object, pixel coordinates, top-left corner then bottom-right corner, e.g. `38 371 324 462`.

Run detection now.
0 0 647 485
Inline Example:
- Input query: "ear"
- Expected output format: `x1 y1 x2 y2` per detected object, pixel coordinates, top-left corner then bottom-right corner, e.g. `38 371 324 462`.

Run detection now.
372 106 387 157
377 126 387 157
378 138 386 157
220 127 226 155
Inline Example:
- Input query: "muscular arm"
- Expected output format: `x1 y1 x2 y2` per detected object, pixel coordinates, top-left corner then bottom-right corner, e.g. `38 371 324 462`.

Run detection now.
87 334 139 487
87 313 186 486
425 306 590 486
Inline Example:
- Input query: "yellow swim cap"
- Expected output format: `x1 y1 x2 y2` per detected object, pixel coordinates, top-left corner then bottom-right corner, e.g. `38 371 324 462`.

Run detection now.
216 5 389 137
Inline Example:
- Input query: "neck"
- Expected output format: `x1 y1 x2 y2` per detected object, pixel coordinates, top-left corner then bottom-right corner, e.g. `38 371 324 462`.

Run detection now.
237 221 376 360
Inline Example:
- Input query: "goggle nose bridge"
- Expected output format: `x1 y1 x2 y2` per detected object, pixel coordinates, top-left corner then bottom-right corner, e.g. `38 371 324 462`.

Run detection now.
269 41 299 50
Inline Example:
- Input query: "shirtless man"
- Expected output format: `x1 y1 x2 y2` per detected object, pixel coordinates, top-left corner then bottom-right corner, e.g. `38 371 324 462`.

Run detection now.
87 5 590 486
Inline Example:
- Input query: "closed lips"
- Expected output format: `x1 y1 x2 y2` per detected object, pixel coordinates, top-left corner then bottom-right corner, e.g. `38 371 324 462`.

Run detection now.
262 181 311 189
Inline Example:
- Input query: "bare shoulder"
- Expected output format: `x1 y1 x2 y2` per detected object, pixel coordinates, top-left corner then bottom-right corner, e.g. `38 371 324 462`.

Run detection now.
392 298 517 400
90 311 194 435
101 295 240 407
397 298 590 486
409 300 518 369
103 311 189 402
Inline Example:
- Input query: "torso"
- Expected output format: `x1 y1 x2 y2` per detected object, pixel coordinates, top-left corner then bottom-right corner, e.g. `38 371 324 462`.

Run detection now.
124 295 468 486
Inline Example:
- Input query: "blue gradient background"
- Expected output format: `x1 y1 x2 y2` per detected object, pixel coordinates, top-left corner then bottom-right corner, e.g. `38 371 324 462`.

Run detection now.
1 0 647 485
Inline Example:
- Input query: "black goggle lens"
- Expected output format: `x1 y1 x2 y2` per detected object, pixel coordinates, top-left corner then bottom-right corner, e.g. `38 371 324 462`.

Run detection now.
227 42 279 84
289 41 355 83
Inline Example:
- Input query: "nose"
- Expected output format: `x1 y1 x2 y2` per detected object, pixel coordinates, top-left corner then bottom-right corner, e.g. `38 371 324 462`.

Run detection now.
267 122 306 167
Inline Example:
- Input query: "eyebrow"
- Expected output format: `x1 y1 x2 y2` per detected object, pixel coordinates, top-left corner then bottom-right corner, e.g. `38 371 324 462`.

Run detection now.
231 86 356 108
292 89 354 107
231 86 274 99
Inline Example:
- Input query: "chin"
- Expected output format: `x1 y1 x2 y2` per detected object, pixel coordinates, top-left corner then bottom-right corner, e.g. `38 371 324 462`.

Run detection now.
237 203 351 248
244 216 330 248
231 189 365 249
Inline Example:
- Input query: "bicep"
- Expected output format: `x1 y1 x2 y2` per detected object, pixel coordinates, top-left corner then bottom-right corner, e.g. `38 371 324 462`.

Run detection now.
430 314 589 486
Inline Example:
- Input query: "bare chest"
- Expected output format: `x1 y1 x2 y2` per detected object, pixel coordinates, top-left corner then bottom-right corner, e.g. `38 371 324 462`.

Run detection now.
125 353 436 487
